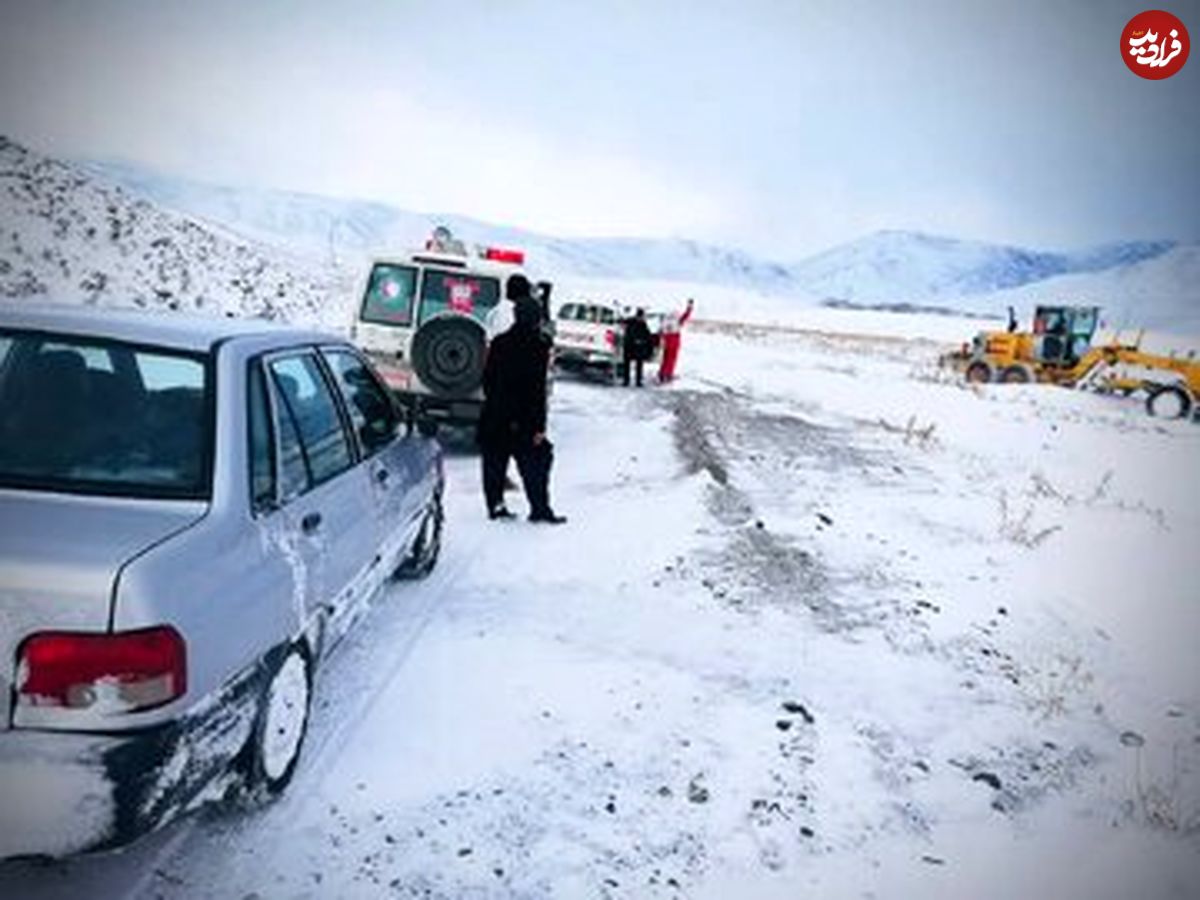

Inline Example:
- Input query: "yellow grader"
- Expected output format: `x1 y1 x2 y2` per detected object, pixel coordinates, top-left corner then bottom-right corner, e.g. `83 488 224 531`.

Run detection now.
944 304 1200 420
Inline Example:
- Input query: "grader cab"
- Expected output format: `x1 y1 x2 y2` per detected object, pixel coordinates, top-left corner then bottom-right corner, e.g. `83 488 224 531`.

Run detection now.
961 304 1100 385
948 304 1199 420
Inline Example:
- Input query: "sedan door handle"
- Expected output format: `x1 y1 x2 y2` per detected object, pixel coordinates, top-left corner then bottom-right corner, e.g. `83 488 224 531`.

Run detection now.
301 512 323 534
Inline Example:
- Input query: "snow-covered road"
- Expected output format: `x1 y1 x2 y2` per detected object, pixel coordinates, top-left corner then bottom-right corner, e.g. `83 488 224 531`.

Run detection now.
3 324 1198 898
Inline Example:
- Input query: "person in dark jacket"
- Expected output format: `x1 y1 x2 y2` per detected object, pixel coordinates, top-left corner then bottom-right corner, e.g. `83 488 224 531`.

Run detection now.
622 308 654 387
477 274 566 524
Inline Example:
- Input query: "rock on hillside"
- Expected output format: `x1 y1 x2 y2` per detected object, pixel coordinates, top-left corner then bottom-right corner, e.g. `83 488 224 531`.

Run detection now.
0 136 342 326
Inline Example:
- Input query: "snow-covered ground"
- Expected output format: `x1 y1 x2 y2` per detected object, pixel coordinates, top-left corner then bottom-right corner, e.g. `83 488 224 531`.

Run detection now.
3 317 1197 898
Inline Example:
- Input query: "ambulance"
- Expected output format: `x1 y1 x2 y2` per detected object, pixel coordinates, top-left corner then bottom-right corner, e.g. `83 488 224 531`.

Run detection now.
351 227 550 424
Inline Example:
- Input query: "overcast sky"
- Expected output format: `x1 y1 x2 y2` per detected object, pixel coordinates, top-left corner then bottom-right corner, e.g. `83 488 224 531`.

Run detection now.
0 0 1197 258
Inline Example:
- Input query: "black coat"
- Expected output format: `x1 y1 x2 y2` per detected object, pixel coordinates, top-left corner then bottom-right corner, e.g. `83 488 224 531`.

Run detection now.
477 324 551 446
623 316 654 362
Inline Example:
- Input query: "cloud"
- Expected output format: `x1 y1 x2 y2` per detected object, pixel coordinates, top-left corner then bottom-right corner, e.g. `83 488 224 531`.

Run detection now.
277 87 733 239
0 8 732 241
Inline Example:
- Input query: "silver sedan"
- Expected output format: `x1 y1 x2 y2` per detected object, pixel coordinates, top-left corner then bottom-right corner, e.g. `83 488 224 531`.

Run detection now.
0 304 444 858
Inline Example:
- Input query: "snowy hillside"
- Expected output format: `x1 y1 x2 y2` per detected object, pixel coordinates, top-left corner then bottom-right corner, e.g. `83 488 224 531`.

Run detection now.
788 229 1174 304
0 138 343 326
544 236 794 294
4 134 1194 339
83 161 801 297
552 274 1007 343
961 243 1200 336
79 160 433 267
82 159 1194 334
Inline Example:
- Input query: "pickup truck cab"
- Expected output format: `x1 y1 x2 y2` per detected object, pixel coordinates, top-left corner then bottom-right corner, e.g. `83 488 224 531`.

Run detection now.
553 301 625 382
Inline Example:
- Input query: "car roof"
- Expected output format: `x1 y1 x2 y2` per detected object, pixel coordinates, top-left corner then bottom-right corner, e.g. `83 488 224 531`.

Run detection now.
0 302 339 352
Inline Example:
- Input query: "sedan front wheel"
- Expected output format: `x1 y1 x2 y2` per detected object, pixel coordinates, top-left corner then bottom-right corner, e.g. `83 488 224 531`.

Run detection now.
394 494 443 580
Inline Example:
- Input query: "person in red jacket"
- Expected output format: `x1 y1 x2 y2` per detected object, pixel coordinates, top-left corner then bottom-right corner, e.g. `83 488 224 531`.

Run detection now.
657 298 694 383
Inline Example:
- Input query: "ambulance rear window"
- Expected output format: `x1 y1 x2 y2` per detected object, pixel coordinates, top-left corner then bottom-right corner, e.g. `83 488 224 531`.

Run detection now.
361 264 418 326
419 270 501 324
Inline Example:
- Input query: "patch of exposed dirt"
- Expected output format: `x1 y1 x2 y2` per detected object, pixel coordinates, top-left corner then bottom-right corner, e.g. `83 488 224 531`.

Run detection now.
660 389 904 631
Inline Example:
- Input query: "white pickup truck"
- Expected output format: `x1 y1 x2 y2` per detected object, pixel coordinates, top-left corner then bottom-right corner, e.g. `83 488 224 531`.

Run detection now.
553 302 662 383
553 301 623 382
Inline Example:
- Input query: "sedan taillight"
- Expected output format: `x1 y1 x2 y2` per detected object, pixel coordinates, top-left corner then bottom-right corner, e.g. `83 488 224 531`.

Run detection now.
15 627 187 715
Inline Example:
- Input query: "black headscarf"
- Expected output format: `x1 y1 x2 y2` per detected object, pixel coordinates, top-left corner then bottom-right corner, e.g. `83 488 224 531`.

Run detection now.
513 298 542 331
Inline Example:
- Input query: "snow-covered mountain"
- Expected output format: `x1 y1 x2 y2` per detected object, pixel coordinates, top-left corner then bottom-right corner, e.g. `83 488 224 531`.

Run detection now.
4 141 1193 334
78 160 427 265
960 242 1200 334
789 230 1062 302
786 229 1175 304
83 161 799 297
0 138 342 325
82 159 1192 328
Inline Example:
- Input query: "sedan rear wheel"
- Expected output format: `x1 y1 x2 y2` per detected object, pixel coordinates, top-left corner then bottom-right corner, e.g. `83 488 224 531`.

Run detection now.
246 645 311 796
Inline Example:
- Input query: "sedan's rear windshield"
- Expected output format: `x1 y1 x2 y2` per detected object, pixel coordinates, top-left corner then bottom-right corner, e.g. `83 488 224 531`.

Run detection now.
0 329 212 499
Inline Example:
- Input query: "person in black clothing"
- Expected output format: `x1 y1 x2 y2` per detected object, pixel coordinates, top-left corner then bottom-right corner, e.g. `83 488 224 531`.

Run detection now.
477 274 566 524
622 308 654 387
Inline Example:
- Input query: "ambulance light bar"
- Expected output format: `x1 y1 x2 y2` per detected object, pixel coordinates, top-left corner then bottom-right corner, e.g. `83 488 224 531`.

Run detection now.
483 247 525 265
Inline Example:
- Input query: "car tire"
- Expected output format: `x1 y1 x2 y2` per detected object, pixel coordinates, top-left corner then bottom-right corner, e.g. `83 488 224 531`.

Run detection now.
999 363 1034 384
394 494 443 580
965 360 994 384
1145 384 1193 420
243 644 312 798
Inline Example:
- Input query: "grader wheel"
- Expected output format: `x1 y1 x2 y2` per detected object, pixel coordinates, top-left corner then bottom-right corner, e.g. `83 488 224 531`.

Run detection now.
999 364 1035 384
1146 385 1193 420
965 360 994 384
